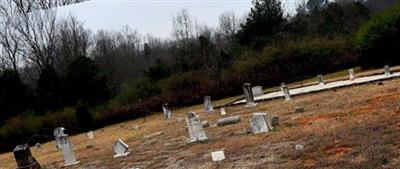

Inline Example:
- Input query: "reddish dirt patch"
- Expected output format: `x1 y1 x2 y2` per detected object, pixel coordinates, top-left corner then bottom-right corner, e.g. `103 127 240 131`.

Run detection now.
304 159 318 167
351 107 377 115
324 145 352 156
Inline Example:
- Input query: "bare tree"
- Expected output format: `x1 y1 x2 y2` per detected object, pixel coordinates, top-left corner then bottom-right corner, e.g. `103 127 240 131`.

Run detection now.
218 11 239 36
172 9 194 42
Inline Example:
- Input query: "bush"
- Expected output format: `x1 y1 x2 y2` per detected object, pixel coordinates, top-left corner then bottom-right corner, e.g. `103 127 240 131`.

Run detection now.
356 3 400 67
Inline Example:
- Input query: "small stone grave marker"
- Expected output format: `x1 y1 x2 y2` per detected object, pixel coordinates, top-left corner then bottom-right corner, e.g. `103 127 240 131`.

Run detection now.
349 68 356 80
87 131 95 140
295 107 305 113
252 86 264 97
113 139 131 158
281 83 291 101
59 134 80 166
202 121 210 128
211 150 226 161
35 143 41 150
271 116 280 127
186 112 208 143
204 96 214 112
243 83 257 107
250 113 271 134
13 144 41 169
317 75 325 85
217 115 241 126
54 127 65 150
162 103 173 119
220 107 227 116
295 144 304 150
384 65 391 76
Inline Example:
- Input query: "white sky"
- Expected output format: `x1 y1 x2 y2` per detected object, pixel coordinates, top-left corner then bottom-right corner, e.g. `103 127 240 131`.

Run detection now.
57 0 301 39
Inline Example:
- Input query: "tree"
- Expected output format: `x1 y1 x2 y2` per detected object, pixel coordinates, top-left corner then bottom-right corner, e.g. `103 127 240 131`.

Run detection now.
236 0 285 49
36 66 64 113
144 58 170 82
307 0 329 11
75 102 95 131
172 9 194 43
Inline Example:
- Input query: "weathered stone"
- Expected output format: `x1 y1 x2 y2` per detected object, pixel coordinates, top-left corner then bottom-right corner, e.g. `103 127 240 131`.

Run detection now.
35 143 41 150
384 65 391 76
295 144 304 150
113 139 130 158
250 113 271 134
204 96 214 112
186 112 208 143
13 144 41 169
243 83 257 107
220 107 227 116
271 116 280 127
281 83 291 101
211 150 226 161
252 86 264 97
202 121 210 128
317 75 324 85
87 131 95 140
162 103 173 119
294 107 305 113
53 127 65 150
349 68 356 80
59 134 80 166
217 115 241 126
144 132 163 139
176 117 184 123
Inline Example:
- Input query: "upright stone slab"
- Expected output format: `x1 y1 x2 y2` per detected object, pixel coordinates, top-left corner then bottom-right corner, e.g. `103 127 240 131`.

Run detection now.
384 65 391 76
162 103 173 119
113 139 130 158
87 131 95 140
281 83 291 101
243 83 257 107
271 116 280 127
53 127 65 150
220 107 227 116
204 96 214 112
59 134 80 166
211 150 226 161
35 143 41 150
252 86 264 97
348 68 356 80
250 113 271 134
186 112 208 143
317 75 325 85
13 144 41 169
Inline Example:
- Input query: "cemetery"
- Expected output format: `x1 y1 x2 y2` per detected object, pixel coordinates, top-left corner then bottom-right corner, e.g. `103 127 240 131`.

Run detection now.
0 67 400 168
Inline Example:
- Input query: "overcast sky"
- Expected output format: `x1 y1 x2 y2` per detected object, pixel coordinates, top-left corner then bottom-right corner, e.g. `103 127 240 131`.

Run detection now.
58 0 301 39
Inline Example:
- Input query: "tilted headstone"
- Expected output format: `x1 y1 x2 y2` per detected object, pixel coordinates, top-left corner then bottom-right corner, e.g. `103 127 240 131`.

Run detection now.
250 113 272 134
217 115 241 126
162 103 173 119
317 75 325 85
252 86 264 97
384 65 391 76
211 150 226 162
220 107 227 116
87 131 95 140
271 116 280 127
54 127 65 150
204 96 214 112
348 68 356 80
186 112 208 143
59 134 80 166
13 144 41 169
281 83 291 101
243 83 257 107
113 139 131 158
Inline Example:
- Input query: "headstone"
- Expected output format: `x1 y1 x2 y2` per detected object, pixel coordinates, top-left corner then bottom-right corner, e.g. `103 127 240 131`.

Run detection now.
113 139 131 158
204 96 214 112
35 143 41 150
162 103 173 119
243 83 257 107
186 112 208 143
295 144 304 150
87 131 95 140
294 107 305 113
59 134 80 166
220 107 227 116
271 116 280 127
317 75 324 85
348 68 356 80
54 127 65 150
252 86 264 97
217 115 241 126
13 144 41 169
281 83 291 101
211 150 226 161
384 65 391 76
250 113 271 134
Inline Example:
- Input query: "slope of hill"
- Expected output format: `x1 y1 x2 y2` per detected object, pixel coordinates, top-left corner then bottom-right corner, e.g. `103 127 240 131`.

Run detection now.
1 71 400 169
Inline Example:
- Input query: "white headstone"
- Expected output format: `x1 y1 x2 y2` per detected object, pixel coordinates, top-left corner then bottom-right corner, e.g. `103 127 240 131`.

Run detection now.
162 103 173 119
211 150 226 161
317 75 324 85
186 112 208 143
87 131 95 140
113 139 130 158
220 107 227 116
204 96 214 112
281 83 291 101
54 127 65 150
348 69 356 80
250 113 271 134
384 65 391 76
243 83 257 107
252 86 264 97
295 144 304 150
59 134 80 166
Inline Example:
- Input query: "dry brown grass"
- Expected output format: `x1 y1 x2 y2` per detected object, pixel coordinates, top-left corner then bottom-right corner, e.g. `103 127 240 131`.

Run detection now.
1 77 400 169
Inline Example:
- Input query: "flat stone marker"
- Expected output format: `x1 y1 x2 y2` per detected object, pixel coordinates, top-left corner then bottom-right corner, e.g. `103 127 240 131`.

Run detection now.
252 86 264 97
271 116 280 127
87 131 95 140
384 65 391 76
204 96 214 112
294 107 305 113
243 83 257 107
250 113 271 134
211 150 226 161
317 75 325 85
144 132 163 139
281 83 291 101
295 144 304 150
13 144 41 169
220 107 227 116
113 139 130 158
59 134 80 166
186 112 208 143
217 115 241 126
349 68 356 80
162 103 173 119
